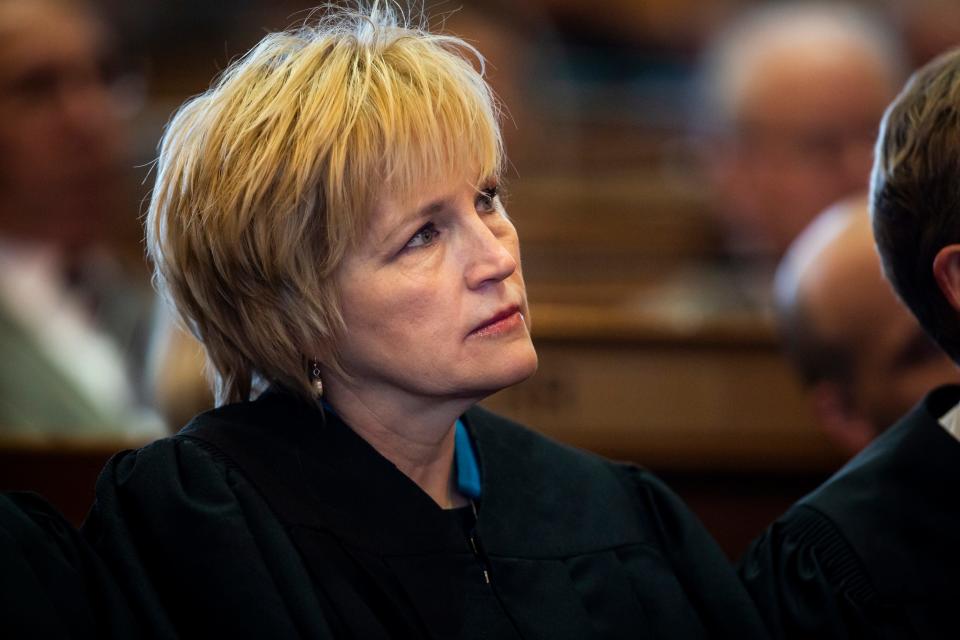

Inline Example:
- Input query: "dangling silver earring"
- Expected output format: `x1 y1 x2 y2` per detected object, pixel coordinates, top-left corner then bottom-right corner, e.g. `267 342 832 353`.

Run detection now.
309 360 324 397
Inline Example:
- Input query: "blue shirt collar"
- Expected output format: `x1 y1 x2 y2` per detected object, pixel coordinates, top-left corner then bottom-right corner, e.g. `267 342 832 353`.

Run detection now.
454 418 482 499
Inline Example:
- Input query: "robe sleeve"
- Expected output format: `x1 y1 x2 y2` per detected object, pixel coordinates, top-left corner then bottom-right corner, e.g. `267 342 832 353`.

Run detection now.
81 437 335 639
738 398 960 640
738 505 914 639
619 466 774 639
0 491 137 639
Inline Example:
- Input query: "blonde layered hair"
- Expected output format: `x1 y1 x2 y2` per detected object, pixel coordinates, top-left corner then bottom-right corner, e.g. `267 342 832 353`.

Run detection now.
147 3 504 405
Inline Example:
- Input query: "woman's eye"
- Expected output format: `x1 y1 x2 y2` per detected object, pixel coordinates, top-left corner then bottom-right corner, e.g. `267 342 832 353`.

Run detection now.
475 186 499 213
405 223 440 249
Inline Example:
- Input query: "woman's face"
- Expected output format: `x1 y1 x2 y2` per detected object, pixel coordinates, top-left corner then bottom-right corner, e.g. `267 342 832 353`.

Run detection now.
329 173 537 409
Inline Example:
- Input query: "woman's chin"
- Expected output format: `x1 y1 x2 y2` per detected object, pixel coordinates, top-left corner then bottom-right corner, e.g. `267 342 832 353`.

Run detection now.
513 348 539 384
476 346 539 397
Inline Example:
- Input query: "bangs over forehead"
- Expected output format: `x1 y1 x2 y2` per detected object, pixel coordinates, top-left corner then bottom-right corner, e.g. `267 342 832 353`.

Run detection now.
337 16 505 234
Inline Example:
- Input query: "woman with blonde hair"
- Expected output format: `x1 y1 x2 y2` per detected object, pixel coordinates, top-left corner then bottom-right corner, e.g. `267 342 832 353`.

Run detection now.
78 4 960 639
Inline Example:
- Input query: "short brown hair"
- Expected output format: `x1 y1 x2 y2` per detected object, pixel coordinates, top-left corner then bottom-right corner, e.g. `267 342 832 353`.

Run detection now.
871 47 960 364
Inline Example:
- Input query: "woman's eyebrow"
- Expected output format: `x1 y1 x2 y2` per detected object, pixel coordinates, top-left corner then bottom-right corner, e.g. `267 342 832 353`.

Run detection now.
374 198 451 248
402 197 453 230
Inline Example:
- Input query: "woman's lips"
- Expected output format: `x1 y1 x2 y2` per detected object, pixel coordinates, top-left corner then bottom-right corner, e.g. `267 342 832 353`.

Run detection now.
469 308 524 338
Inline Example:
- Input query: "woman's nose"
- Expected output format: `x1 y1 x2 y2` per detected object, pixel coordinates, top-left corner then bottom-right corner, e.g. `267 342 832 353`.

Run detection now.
463 221 518 290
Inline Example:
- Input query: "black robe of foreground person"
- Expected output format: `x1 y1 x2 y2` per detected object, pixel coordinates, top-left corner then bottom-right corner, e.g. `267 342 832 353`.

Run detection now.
0 492 136 639
741 384 960 638
79 386 960 639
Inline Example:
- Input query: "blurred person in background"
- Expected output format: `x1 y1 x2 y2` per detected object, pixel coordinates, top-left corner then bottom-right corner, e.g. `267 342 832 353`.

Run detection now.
639 2 908 321
774 195 959 456
0 0 162 437
698 2 907 266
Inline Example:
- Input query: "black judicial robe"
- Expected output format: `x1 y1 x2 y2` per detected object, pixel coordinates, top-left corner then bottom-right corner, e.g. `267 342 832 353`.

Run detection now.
0 492 136 639
740 384 960 639
79 386 960 639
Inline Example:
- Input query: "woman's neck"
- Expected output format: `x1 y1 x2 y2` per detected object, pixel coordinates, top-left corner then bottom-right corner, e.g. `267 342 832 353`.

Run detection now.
323 381 473 509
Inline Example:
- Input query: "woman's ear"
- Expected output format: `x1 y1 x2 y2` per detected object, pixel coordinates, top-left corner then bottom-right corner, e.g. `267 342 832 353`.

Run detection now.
933 245 960 311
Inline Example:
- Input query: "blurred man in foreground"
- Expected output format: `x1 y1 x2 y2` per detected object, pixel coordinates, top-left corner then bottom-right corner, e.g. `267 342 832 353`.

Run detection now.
774 195 958 456
0 0 162 437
